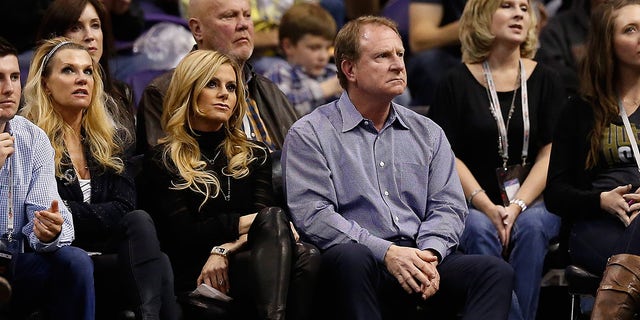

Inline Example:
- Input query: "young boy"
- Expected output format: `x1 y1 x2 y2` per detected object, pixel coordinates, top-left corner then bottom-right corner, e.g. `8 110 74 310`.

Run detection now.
263 3 342 116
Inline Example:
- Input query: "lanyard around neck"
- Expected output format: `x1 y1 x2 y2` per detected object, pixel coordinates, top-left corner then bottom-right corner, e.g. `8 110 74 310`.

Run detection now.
618 98 640 173
482 59 530 167
4 122 13 241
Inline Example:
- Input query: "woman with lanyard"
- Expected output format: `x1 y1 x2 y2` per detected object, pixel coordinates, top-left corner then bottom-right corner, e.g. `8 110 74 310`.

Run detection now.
546 0 640 318
429 0 565 319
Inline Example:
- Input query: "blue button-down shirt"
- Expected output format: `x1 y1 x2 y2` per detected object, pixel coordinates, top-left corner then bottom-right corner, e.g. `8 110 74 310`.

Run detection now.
283 93 466 262
0 116 74 254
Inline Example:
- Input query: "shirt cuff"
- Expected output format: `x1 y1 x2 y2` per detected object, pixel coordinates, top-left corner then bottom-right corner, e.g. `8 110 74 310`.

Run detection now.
364 236 394 262
32 235 62 253
418 238 450 261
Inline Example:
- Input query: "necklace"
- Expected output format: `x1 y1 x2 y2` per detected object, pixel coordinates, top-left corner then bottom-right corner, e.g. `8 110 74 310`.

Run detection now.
73 161 89 179
202 149 231 201
622 98 640 111
485 65 521 158
485 67 520 127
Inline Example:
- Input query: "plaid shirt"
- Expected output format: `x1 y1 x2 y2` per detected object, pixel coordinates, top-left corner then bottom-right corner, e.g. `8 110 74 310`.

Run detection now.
245 96 276 152
264 58 340 116
0 116 74 254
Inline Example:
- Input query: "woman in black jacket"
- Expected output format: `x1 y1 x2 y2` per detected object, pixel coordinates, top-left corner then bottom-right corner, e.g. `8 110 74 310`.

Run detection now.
21 37 179 320
139 50 319 320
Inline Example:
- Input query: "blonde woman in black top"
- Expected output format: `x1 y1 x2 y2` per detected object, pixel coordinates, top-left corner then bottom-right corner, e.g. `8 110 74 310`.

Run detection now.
429 0 565 319
140 50 319 320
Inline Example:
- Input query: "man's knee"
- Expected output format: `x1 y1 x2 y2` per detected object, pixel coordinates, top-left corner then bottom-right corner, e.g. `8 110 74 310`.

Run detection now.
54 246 94 278
321 243 378 276
472 255 514 284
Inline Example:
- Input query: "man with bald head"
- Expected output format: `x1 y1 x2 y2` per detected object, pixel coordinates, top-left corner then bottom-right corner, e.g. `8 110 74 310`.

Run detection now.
136 0 297 153
188 0 254 62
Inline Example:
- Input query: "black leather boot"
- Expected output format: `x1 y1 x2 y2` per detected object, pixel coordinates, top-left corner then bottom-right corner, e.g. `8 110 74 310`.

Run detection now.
249 207 292 320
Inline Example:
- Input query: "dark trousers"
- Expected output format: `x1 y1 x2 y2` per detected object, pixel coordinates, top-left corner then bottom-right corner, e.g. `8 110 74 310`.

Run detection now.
104 210 179 320
315 243 514 320
10 245 95 320
570 214 640 276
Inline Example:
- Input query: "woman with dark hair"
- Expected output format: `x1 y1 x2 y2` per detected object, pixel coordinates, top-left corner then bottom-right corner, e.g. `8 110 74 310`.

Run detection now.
21 37 179 320
140 49 319 320
546 0 640 318
37 0 135 150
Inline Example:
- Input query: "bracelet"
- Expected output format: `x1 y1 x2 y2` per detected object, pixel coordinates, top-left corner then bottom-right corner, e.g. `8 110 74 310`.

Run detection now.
467 189 485 204
509 198 528 212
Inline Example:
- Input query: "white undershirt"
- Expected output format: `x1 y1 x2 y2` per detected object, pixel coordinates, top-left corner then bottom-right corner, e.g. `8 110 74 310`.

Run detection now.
78 178 91 203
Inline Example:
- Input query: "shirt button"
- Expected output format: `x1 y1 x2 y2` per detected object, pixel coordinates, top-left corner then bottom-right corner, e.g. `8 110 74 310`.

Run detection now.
384 191 389 196
379 161 385 167
364 121 369 125
395 216 399 222
251 132 256 137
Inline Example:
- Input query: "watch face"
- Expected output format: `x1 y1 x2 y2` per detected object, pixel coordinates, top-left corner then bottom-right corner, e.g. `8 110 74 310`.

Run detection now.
213 246 227 256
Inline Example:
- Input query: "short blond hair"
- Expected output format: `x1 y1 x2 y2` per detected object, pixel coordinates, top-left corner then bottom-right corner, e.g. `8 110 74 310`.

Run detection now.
460 0 538 63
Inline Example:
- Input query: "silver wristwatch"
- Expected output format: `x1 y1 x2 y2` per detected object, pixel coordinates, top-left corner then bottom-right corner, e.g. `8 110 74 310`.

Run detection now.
210 246 229 257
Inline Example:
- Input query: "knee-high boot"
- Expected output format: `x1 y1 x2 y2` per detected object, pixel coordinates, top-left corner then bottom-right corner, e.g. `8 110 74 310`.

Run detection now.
591 254 640 320
249 207 293 320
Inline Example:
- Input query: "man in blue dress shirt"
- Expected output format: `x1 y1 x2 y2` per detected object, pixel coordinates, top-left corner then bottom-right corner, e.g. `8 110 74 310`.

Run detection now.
0 36 94 319
283 16 514 319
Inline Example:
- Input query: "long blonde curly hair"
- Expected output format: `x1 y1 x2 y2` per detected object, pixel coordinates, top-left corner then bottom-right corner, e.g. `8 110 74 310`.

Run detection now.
160 50 264 207
21 37 124 177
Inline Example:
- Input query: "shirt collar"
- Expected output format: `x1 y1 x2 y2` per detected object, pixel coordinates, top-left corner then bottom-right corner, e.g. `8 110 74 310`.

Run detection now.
242 64 254 100
2 120 11 134
338 93 409 133
243 63 254 84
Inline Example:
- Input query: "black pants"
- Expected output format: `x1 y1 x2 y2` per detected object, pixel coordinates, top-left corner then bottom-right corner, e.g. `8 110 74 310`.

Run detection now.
96 210 180 320
314 243 514 320
226 207 320 320
570 214 640 276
